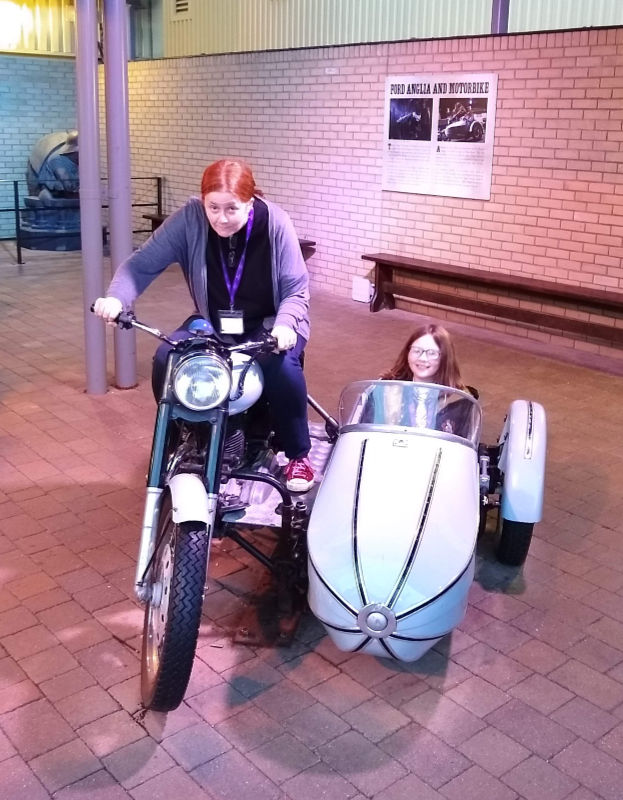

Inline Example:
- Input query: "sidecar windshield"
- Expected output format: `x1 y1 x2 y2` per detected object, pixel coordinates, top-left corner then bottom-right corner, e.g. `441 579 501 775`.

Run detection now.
338 380 482 445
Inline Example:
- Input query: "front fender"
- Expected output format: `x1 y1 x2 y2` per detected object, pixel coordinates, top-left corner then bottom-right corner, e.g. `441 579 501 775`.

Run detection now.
168 473 211 524
498 400 547 523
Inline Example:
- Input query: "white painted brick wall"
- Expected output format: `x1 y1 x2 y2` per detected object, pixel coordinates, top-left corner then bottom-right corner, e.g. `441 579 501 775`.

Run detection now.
104 28 622 336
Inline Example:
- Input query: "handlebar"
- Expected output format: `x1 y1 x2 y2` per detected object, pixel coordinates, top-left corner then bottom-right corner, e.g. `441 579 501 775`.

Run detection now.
90 304 278 354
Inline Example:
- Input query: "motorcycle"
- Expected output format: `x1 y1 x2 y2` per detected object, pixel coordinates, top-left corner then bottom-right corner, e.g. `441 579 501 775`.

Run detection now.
102 313 546 709
438 113 485 142
109 312 337 712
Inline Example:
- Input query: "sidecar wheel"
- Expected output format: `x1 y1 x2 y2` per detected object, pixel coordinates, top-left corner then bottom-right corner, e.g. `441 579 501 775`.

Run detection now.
141 496 209 711
496 519 533 567
470 122 484 141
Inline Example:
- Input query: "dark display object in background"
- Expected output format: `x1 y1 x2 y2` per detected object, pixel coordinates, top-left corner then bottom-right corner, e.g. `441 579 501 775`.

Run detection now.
21 130 81 251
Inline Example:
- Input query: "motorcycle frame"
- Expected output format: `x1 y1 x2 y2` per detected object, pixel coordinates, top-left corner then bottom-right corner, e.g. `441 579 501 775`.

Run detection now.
133 333 307 602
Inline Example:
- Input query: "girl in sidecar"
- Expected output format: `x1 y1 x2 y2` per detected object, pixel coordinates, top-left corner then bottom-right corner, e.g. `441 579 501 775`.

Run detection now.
362 324 476 435
307 324 546 661
380 323 465 387
307 325 481 661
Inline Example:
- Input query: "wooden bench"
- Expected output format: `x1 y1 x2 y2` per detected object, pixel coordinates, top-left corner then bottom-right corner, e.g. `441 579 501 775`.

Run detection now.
361 252 623 346
143 212 168 232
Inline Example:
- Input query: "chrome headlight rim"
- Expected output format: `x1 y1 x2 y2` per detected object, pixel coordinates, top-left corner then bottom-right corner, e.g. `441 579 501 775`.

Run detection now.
172 353 232 411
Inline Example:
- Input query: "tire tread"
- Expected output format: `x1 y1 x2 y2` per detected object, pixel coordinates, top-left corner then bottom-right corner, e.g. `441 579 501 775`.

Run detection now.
497 519 533 567
142 517 209 711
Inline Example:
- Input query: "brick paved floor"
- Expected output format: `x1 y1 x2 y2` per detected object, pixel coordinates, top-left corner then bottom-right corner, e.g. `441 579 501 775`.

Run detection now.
1 243 623 799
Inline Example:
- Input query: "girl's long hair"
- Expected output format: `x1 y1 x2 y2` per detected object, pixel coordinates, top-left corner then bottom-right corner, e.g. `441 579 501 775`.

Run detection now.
381 324 465 388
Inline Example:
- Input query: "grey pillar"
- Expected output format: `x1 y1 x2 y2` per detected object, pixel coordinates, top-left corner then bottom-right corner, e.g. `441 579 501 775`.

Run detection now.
104 0 137 389
491 0 510 34
75 0 107 394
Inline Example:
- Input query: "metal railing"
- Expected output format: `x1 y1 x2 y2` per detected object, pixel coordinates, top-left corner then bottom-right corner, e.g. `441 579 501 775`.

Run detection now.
0 176 163 265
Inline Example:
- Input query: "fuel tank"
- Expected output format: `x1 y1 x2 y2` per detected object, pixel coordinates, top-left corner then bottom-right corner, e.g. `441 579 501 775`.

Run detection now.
307 429 479 661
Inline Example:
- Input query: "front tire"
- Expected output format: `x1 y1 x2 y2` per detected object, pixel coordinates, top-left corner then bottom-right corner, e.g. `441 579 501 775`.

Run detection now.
496 519 533 567
141 493 209 711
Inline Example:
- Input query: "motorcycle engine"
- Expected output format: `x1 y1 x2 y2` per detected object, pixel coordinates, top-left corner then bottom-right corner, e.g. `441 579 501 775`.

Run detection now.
223 427 245 467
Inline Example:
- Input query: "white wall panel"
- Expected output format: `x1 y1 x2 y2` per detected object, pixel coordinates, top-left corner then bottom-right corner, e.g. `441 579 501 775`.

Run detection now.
509 0 623 32
163 0 492 57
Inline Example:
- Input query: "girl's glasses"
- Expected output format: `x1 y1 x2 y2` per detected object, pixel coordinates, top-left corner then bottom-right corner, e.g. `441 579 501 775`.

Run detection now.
410 348 441 360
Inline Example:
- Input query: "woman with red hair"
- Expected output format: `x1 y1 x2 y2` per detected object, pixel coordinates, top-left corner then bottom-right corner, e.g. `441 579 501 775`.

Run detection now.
94 159 314 491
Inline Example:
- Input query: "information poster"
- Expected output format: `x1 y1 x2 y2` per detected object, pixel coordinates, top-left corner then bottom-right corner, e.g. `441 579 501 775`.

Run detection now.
382 73 498 200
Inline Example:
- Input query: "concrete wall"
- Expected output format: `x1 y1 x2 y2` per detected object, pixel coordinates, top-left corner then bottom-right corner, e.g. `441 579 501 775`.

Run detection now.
116 27 623 358
0 54 76 238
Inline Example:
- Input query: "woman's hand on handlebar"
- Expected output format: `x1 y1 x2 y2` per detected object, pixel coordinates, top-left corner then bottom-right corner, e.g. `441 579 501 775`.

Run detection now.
93 297 123 326
271 324 296 351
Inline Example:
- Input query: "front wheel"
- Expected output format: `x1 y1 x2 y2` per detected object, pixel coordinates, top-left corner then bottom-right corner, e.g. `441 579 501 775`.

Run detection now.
141 494 210 711
496 519 533 567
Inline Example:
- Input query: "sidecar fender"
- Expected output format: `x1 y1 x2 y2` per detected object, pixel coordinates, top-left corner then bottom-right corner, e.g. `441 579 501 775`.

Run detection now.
168 473 211 524
498 400 547 524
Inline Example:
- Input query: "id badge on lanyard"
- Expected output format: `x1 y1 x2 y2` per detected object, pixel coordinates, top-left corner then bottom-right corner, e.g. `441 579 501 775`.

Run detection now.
217 206 254 336
218 309 244 334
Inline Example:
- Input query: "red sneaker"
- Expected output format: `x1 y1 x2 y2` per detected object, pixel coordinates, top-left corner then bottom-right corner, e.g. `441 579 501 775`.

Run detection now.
284 457 315 492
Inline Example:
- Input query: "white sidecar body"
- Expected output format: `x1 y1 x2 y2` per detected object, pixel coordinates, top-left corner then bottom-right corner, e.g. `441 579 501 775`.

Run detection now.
307 381 482 661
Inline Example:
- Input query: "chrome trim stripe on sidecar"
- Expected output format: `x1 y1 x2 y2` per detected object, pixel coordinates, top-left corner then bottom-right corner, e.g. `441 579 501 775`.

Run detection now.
309 439 441 621
308 444 472 652
309 558 474 657
316 617 368 634
395 558 474 621
385 447 442 610
307 556 361 618
390 627 455 642
352 438 369 607
525 401 534 458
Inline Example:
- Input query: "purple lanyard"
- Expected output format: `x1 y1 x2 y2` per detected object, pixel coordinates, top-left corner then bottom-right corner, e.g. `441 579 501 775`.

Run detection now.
219 207 254 310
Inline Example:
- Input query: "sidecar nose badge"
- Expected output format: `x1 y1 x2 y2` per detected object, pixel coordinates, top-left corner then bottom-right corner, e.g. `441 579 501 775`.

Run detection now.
357 604 397 638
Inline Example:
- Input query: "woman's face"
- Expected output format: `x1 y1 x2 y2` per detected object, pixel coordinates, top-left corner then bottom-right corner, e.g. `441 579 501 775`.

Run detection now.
408 333 441 381
203 191 253 238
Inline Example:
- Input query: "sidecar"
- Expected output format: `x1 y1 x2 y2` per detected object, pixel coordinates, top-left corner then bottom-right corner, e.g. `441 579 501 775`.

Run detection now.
439 115 485 142
307 381 546 661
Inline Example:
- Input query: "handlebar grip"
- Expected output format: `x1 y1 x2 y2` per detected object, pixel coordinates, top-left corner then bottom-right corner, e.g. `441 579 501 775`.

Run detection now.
90 302 134 329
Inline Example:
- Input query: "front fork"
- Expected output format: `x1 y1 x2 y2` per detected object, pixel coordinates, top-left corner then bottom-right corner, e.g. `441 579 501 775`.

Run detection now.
134 402 227 603
135 487 164 603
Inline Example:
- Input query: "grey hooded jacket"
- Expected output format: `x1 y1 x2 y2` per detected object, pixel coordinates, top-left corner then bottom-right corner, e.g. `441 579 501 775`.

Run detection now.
107 195 310 340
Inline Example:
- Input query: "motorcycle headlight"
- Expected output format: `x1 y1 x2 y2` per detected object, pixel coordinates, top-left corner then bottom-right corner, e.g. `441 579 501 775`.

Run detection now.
172 354 232 411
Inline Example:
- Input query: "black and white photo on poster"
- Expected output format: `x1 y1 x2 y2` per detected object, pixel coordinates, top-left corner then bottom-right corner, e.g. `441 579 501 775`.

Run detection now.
388 98 433 141
437 97 488 143
382 74 498 200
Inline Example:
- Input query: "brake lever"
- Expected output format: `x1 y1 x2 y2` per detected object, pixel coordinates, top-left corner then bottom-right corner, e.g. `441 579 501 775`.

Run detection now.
229 334 278 354
90 304 176 344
